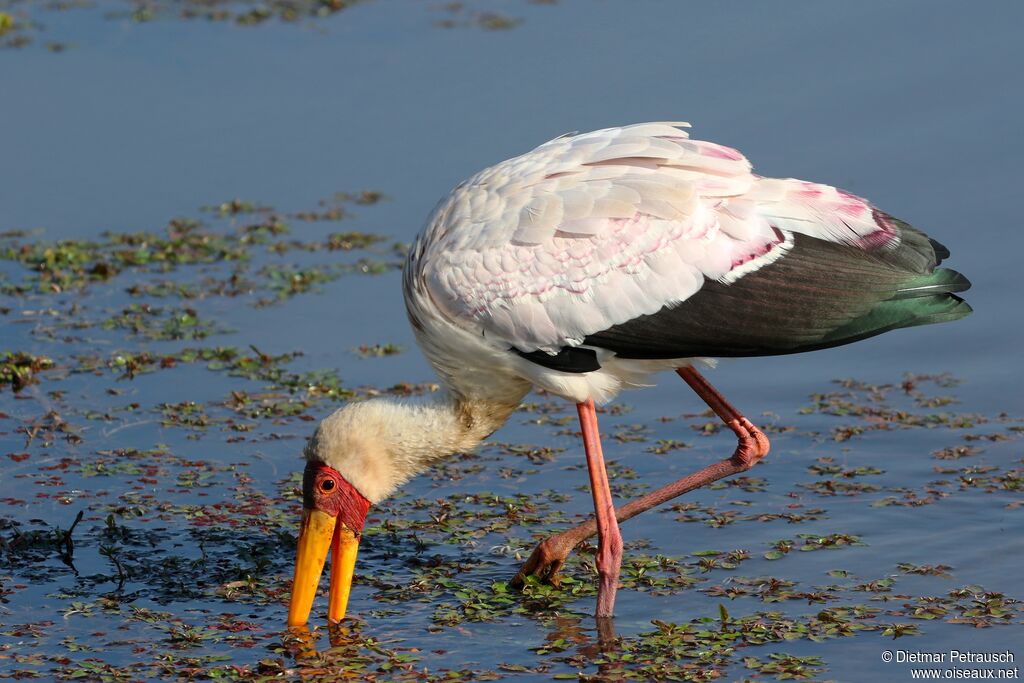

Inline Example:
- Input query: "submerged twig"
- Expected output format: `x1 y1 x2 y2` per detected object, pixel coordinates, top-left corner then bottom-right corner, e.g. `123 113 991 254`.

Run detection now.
58 510 85 572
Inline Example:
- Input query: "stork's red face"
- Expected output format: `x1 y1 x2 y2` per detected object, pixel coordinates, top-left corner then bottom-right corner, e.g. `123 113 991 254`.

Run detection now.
287 461 370 626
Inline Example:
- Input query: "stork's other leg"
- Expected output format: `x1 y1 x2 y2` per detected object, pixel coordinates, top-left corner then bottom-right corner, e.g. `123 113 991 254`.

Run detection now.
675 366 770 462
576 399 623 617
512 367 769 586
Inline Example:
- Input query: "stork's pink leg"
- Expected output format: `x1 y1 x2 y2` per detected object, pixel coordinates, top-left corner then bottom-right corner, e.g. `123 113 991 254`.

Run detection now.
576 399 624 617
675 366 771 463
513 366 769 587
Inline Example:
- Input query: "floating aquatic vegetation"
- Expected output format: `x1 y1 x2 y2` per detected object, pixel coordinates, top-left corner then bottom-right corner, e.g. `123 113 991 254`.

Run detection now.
101 304 226 340
0 196 401 303
897 562 953 577
668 501 828 527
763 533 864 561
932 445 983 460
0 5 37 49
1 186 1020 681
354 343 403 358
0 350 54 391
435 4 523 32
0 0 540 52
743 653 827 680
646 438 689 454
546 608 873 680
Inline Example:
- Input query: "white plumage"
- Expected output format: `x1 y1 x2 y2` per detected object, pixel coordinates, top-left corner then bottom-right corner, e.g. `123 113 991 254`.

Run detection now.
404 122 894 403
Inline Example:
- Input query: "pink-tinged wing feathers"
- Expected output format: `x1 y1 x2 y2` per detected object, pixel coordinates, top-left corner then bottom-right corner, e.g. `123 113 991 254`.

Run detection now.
416 123 894 354
750 178 899 251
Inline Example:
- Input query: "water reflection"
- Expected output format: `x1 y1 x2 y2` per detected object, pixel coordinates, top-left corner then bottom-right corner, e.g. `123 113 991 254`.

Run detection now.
283 625 320 661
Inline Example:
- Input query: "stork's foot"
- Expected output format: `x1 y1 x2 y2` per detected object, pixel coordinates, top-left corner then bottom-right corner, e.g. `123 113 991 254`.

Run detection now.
511 530 584 588
727 416 770 468
510 521 623 609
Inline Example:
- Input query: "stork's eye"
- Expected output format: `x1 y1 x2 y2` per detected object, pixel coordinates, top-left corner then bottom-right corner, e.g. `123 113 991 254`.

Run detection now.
319 479 336 493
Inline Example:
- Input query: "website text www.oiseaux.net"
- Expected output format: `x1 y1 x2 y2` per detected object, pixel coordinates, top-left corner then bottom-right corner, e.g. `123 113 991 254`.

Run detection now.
881 649 1018 680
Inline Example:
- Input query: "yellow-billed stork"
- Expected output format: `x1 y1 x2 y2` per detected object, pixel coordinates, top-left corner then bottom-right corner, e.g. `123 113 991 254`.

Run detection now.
287 122 971 626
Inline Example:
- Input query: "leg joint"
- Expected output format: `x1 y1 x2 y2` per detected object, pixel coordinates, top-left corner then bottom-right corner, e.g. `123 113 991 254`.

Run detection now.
731 423 770 469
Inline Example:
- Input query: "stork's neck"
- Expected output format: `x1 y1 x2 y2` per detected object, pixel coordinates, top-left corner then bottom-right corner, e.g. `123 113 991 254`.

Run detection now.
314 389 527 503
392 391 522 466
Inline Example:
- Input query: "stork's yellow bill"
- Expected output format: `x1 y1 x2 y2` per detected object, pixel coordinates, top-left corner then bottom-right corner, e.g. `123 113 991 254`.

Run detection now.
288 462 369 626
